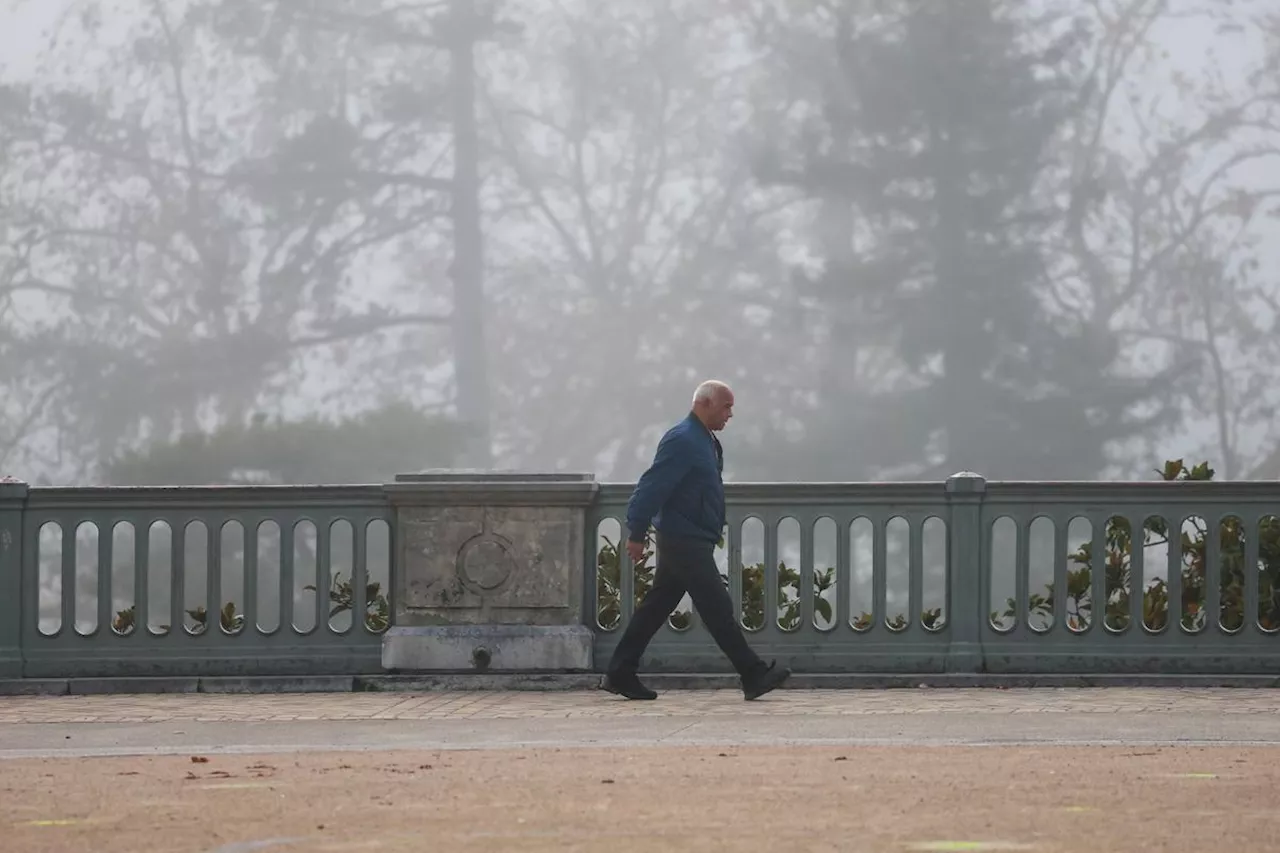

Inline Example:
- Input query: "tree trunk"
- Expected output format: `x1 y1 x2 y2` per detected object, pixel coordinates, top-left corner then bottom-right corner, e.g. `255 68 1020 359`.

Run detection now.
449 0 493 468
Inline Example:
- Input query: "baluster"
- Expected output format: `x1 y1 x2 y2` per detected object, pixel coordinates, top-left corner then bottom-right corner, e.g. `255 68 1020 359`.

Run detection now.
763 515 779 632
97 522 111 635
1204 514 1221 634
1090 516 1107 633
1244 517 1261 634
1129 515 1144 631
60 522 75 635
280 521 296 631
620 520 636 625
353 518 368 634
836 518 851 630
872 517 887 630
799 517 815 629
1052 518 1068 633
316 520 332 633
135 521 150 636
908 517 923 633
1166 514 1183 633
1014 518 1029 633
244 518 259 635
171 521 186 635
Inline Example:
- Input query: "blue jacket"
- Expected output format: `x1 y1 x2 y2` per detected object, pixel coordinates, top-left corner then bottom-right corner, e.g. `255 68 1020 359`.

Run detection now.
626 412 725 545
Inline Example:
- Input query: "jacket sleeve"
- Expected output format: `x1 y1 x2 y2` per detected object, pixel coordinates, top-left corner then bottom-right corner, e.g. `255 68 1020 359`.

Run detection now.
625 431 691 543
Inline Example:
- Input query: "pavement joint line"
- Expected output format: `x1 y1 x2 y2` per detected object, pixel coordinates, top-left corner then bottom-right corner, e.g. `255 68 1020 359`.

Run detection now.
657 720 701 742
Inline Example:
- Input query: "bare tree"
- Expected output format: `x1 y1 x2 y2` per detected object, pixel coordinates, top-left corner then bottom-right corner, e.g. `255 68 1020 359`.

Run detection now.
2 0 462 478
1055 0 1280 478
195 0 503 467
479 0 806 477
0 78 77 478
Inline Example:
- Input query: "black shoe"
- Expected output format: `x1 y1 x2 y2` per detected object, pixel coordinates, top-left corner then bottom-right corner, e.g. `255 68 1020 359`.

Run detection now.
742 661 790 701
599 672 658 700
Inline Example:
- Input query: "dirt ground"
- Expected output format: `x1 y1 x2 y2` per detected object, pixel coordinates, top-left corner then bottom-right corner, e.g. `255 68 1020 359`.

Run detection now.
2 745 1272 852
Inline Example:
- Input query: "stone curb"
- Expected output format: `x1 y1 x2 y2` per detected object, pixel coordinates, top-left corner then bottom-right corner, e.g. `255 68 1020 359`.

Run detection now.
4 672 1280 696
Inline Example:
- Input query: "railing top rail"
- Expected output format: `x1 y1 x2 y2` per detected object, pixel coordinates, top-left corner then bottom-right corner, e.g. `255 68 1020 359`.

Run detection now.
11 477 1277 512
22 484 391 511
593 481 950 506
592 478 1280 509
983 479 1280 504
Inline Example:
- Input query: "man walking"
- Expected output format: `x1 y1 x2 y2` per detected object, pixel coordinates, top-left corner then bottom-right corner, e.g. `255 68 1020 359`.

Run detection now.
601 380 791 701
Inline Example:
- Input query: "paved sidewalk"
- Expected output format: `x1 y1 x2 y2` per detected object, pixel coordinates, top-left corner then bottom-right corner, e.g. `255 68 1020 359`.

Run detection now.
4 688 1279 852
1 687 1278 758
6 686 1280 723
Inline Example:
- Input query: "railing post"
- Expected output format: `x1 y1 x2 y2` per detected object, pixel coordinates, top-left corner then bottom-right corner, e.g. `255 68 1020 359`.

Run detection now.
0 478 28 678
945 471 986 673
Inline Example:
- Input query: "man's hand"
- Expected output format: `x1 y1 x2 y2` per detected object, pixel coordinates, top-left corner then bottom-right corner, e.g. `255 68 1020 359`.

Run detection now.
626 539 646 564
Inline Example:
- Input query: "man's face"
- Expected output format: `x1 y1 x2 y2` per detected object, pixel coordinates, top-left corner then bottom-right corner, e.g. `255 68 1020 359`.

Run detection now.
705 390 734 431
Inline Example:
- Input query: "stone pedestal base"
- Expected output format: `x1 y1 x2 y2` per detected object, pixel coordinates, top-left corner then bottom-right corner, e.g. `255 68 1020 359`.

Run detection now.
382 625 594 672
382 471 599 673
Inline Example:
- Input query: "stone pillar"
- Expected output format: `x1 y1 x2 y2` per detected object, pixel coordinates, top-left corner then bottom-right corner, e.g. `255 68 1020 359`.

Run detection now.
0 478 27 678
381 472 599 672
944 471 986 673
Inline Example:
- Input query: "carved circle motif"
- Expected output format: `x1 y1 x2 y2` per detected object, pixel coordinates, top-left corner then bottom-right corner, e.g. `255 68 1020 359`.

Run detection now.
456 534 517 591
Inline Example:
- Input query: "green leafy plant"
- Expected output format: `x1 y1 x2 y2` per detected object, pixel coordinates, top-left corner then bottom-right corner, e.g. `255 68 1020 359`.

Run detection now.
740 559 839 631
110 571 391 636
305 572 390 632
112 605 136 635
596 534 691 630
182 602 243 634
991 459 1280 633
594 533 919 633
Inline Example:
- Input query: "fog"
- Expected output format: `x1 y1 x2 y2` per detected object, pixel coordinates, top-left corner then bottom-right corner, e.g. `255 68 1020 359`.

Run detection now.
2 0 1279 489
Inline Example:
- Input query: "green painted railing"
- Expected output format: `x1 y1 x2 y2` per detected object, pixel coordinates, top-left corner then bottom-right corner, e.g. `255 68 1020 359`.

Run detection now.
0 482 391 678
2 474 1278 679
586 474 1280 674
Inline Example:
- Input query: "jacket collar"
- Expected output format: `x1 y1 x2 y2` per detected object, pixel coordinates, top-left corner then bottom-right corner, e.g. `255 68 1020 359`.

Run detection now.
687 411 723 466
687 410 719 441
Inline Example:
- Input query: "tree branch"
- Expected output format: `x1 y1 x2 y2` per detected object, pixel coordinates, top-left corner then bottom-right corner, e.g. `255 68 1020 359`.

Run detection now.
287 312 451 350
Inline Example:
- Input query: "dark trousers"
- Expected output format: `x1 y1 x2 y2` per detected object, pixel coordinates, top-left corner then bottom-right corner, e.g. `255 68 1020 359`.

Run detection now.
608 534 765 678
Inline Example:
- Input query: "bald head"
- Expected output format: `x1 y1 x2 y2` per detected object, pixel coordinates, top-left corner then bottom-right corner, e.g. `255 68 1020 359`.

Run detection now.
692 380 734 431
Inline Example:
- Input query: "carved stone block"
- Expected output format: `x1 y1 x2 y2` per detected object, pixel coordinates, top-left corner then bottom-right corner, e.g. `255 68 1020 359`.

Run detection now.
382 473 599 671
397 506 578 617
